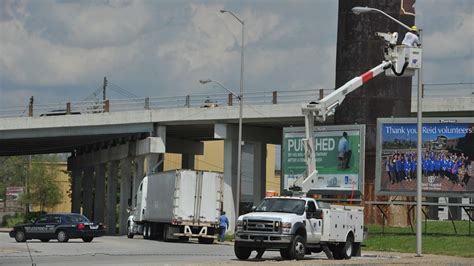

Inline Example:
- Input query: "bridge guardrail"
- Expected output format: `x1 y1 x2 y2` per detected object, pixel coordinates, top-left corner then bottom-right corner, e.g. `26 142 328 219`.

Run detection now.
0 86 472 118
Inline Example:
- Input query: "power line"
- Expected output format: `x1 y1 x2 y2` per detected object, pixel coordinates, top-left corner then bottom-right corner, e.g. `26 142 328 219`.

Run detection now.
108 82 139 98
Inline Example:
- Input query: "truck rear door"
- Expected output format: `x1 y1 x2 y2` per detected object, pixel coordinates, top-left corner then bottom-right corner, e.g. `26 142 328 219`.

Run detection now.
175 170 198 223
196 172 223 225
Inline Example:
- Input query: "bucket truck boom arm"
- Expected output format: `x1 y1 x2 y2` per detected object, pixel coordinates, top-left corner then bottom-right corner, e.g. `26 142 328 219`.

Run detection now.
289 31 421 193
292 60 392 192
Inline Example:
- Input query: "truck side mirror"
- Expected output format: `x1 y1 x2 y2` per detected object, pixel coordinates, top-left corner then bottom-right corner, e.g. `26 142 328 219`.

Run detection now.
314 209 323 219
251 206 257 212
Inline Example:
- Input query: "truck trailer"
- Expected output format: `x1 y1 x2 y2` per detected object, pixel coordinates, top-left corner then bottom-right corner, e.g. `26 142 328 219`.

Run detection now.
127 170 224 244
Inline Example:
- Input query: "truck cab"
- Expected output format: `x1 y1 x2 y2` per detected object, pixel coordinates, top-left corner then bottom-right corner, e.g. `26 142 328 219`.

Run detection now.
234 196 363 260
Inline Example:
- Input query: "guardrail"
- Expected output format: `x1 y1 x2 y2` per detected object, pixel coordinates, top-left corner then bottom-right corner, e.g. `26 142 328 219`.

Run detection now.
0 86 472 118
0 89 325 118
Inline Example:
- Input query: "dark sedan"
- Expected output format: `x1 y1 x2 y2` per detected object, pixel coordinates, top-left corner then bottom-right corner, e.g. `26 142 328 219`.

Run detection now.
9 213 106 243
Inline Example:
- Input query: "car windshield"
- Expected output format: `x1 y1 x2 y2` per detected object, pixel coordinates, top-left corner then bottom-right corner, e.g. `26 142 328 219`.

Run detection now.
255 198 306 215
65 214 90 223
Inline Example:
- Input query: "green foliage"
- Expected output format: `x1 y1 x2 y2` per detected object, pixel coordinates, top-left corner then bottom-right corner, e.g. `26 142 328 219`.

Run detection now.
2 213 24 227
20 161 63 212
364 221 474 257
0 156 29 197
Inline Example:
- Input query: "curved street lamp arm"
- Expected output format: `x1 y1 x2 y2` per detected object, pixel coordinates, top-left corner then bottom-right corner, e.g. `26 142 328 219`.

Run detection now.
200 79 240 100
353 6 411 31
221 9 243 25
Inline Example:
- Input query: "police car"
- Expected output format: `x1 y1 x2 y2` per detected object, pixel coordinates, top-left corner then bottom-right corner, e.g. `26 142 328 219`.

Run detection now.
9 213 106 243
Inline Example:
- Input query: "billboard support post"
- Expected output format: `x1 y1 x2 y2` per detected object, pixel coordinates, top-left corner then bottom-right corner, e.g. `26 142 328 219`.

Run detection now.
415 29 424 257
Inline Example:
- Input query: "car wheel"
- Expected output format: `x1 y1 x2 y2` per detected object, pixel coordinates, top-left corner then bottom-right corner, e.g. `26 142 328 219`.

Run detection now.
14 230 26 242
234 245 252 260
56 230 69 243
82 237 93 242
40 239 50 242
288 235 306 260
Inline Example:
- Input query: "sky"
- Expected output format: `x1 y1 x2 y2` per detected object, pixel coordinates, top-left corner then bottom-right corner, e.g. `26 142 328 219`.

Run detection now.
0 0 472 109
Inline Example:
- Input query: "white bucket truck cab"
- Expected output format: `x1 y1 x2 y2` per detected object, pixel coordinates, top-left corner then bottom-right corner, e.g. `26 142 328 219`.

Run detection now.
233 32 421 260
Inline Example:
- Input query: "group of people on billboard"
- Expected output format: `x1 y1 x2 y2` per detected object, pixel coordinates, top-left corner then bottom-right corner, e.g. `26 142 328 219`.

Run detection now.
384 151 471 187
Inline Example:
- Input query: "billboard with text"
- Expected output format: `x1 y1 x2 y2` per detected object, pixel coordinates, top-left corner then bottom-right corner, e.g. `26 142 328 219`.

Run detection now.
283 125 365 195
376 118 474 197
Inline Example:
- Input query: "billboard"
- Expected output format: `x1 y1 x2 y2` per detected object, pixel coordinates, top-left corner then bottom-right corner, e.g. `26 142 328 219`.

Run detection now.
283 125 365 195
376 118 474 197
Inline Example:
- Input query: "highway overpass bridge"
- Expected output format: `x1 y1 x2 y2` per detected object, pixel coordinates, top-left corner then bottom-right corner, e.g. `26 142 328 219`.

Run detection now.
0 91 472 234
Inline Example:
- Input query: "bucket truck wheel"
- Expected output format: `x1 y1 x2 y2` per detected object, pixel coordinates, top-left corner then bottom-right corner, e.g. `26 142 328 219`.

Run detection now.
288 235 306 260
279 248 292 260
341 235 354 259
333 235 353 260
234 245 251 260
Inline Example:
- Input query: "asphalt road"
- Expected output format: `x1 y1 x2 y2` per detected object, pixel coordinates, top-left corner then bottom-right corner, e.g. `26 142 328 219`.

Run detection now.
1 232 472 266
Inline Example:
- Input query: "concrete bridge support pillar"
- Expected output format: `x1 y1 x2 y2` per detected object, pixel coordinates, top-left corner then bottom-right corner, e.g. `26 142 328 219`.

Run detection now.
253 142 267 205
223 139 238 232
106 161 118 234
145 154 159 175
71 165 82 214
132 156 144 208
83 166 94 219
94 163 106 223
182 154 195 170
119 158 132 235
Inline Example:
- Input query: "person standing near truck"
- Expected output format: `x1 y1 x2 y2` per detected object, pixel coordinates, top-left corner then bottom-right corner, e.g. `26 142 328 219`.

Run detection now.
219 211 229 242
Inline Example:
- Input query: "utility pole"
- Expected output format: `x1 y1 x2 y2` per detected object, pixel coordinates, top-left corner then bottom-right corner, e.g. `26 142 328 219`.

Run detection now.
103 77 108 101
26 155 31 215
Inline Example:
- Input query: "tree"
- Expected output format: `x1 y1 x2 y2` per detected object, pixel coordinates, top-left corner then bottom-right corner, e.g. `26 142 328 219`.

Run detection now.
0 156 29 210
20 156 64 212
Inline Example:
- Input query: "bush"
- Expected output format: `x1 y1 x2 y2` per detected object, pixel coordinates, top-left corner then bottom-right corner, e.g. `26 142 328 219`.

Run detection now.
2 213 24 227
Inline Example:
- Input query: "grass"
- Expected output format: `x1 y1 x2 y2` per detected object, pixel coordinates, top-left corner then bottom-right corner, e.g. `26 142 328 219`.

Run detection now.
364 221 474 257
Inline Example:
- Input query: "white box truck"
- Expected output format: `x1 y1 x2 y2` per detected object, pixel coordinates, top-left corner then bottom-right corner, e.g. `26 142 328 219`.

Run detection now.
127 170 223 244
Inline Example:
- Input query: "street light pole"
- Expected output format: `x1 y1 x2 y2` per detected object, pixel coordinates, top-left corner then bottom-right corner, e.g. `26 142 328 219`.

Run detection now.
199 78 242 221
352 6 423 256
221 9 244 220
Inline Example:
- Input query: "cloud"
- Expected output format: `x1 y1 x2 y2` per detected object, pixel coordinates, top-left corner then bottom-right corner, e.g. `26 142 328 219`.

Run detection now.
423 13 473 59
0 18 144 86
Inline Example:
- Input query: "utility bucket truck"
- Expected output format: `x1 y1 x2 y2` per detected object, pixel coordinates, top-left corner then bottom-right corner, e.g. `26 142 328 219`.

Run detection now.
127 170 224 244
233 32 421 260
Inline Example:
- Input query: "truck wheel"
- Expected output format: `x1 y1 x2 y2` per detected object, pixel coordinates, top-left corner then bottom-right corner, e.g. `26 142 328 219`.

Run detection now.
340 235 354 259
163 225 170 242
279 248 291 260
14 230 26 242
143 223 149 239
198 237 214 244
288 235 306 260
56 230 69 242
234 245 252 260
127 222 134 238
329 243 342 259
146 223 152 239
82 237 93 242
